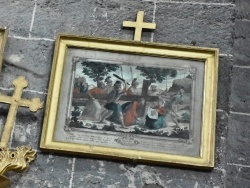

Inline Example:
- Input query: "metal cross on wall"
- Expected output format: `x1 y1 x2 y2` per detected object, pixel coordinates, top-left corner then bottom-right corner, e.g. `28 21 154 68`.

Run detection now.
123 11 156 41
0 76 43 148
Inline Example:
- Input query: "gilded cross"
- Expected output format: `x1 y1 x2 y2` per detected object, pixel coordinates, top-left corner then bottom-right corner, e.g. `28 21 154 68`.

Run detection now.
123 11 156 41
0 76 43 148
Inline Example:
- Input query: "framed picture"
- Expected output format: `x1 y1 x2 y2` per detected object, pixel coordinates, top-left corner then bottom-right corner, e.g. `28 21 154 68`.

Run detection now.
0 27 8 72
40 34 218 169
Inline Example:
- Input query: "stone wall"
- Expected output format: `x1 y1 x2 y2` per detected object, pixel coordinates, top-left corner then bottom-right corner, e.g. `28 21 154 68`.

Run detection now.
0 0 249 187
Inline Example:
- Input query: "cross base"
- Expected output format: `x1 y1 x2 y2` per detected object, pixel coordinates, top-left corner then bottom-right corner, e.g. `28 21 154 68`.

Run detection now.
0 146 36 187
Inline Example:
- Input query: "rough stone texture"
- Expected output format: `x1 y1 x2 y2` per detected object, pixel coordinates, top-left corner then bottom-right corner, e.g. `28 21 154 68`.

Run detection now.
73 156 227 188
226 113 250 166
142 184 164 188
226 165 250 188
6 153 72 188
230 67 250 113
155 0 234 3
33 0 154 41
11 109 45 150
225 1 250 188
0 38 54 92
233 20 250 66
0 1 34 37
73 159 130 188
217 56 233 111
0 0 250 187
235 0 250 20
215 111 229 169
154 3 234 54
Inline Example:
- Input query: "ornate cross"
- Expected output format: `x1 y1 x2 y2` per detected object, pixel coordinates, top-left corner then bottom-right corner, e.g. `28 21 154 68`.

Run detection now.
123 11 156 41
0 76 43 148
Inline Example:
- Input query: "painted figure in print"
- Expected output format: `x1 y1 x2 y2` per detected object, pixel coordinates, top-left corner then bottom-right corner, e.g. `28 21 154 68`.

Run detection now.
68 58 194 139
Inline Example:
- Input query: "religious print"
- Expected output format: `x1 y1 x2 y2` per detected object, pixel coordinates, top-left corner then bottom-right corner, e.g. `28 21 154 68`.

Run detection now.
41 35 218 168
68 58 194 140
49 47 206 159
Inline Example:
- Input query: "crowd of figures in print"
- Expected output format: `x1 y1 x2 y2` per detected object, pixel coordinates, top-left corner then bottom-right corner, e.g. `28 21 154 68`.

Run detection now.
68 58 195 139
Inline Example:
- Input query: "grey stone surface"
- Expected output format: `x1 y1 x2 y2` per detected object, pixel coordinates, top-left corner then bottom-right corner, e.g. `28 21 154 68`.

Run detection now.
72 157 226 188
230 67 250 113
226 165 250 188
73 159 130 188
142 184 164 188
217 56 233 111
0 1 34 37
149 165 224 187
215 111 229 169
155 0 234 3
226 113 250 166
154 3 234 54
235 0 250 20
0 0 250 187
233 20 250 66
33 0 154 41
11 108 45 150
7 153 72 188
0 38 54 92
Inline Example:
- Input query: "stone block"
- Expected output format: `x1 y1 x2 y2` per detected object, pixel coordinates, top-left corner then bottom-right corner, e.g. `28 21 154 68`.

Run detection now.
233 20 250 66
0 38 54 92
226 165 250 188
150 166 226 188
73 158 130 188
217 56 233 111
6 153 71 188
230 67 250 113
0 1 35 37
215 111 229 168
33 0 154 41
72 155 226 188
157 0 234 3
226 113 250 165
154 3 234 54
10 107 45 150
235 0 250 20
142 184 164 188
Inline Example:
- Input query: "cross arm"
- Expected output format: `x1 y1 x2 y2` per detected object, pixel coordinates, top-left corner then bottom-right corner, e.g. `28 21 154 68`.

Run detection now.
19 98 43 112
0 93 43 112
0 94 12 104
142 22 156 29
123 21 137 28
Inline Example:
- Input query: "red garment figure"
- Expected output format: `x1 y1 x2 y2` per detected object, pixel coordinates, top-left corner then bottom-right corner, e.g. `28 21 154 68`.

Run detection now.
122 98 145 126
123 102 139 126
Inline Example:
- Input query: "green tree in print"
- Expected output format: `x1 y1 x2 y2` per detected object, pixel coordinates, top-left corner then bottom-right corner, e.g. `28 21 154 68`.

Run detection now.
135 66 177 83
81 60 120 84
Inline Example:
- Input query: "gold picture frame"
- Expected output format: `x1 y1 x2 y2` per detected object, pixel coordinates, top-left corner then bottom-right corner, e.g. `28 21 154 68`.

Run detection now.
40 34 218 169
0 27 8 72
